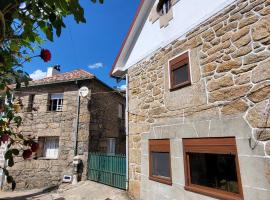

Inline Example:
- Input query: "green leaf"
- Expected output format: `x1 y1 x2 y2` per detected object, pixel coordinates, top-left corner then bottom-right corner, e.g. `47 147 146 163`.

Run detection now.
13 116 22 127
11 149 19 156
4 150 12 160
7 175 14 184
8 157 14 167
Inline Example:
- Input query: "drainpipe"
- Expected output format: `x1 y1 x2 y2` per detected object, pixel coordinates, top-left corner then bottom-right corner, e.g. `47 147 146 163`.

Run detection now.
74 81 81 156
125 74 129 190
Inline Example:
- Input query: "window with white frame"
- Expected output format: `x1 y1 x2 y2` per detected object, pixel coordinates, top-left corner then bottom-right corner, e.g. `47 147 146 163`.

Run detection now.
107 138 116 154
37 137 59 159
48 93 63 111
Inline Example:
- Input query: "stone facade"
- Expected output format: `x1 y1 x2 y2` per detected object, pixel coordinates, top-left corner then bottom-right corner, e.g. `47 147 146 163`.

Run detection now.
127 0 270 199
6 78 125 190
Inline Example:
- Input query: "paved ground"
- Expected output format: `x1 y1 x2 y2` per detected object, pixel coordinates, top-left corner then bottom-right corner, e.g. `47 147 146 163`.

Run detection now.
0 181 129 200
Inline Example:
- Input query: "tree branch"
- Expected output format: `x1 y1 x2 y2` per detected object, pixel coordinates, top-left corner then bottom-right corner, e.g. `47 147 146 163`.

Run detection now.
0 11 5 43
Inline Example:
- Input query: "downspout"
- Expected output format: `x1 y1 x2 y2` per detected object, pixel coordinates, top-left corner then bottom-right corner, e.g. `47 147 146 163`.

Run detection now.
74 80 81 156
125 74 129 190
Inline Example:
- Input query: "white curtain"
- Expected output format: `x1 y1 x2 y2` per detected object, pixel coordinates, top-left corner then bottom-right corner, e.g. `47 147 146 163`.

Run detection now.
44 137 59 159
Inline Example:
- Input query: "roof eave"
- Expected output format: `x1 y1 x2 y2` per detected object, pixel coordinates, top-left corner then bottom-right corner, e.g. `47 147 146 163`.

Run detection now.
110 0 152 78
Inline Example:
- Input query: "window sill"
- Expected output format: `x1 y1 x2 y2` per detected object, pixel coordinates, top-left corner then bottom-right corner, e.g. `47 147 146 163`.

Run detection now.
184 185 243 200
170 81 191 91
149 176 172 185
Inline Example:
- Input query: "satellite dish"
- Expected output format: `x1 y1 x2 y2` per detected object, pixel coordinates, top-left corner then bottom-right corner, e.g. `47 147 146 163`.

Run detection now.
79 86 89 97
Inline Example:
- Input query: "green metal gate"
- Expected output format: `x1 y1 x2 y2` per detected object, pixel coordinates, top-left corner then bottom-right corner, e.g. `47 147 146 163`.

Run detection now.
88 152 126 190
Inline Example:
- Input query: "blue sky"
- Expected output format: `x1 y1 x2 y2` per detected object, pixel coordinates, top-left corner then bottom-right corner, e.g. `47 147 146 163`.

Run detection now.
25 0 140 88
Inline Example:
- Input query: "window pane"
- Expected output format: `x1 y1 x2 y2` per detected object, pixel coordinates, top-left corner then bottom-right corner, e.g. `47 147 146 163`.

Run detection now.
50 93 64 99
172 64 189 86
152 152 170 178
189 153 239 194
44 137 59 159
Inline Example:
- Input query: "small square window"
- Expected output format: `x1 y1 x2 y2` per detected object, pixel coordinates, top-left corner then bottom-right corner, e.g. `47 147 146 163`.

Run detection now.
149 139 172 185
169 52 191 90
48 93 63 111
37 137 59 159
183 137 243 200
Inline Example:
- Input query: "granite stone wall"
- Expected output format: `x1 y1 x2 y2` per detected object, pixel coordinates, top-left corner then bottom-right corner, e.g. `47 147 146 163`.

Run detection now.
127 0 270 199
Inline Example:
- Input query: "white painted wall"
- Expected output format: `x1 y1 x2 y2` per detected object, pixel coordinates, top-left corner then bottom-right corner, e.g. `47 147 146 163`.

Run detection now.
123 0 236 70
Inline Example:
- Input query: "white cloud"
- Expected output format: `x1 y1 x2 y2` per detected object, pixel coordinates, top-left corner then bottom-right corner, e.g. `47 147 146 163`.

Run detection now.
88 62 104 69
119 84 127 91
30 70 47 80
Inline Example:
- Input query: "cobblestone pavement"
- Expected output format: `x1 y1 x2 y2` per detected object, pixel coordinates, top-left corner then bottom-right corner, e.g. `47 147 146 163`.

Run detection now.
0 181 129 200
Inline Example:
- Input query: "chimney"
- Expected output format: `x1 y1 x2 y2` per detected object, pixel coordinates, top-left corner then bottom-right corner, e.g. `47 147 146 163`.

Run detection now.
47 65 60 77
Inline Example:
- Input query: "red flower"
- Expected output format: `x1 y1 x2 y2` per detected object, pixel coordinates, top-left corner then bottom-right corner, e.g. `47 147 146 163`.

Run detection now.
22 149 32 159
40 49 51 62
30 142 39 152
1 134 10 143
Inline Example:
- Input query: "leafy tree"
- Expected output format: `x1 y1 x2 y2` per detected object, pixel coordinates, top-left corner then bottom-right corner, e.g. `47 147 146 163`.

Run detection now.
0 0 103 189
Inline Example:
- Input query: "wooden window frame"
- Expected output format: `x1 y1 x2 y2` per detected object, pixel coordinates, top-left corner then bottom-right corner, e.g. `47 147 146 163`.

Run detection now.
169 52 191 91
182 137 244 200
149 139 172 185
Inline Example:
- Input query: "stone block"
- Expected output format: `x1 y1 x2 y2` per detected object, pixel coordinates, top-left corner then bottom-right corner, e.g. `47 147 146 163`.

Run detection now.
171 157 185 186
221 99 249 116
129 180 141 200
243 186 270 200
207 75 234 92
216 59 242 73
208 84 252 103
231 44 252 58
175 124 197 138
246 100 270 128
141 154 148 176
141 140 148 155
251 15 270 41
255 128 270 141
189 48 201 83
239 15 259 29
129 123 150 135
185 105 220 122
239 156 270 189
248 81 270 103
170 139 183 157
243 52 270 65
193 120 210 137
209 117 251 138
236 138 265 156
266 141 270 156
235 72 251 85
232 26 250 42
233 34 251 48
252 59 270 83
164 81 207 110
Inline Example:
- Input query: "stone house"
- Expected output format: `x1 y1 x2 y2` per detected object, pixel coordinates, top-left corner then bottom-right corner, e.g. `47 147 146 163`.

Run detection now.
111 0 270 199
7 67 125 189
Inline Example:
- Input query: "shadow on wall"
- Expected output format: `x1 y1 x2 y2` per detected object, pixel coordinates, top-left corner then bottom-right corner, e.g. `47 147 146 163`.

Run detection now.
2 186 58 200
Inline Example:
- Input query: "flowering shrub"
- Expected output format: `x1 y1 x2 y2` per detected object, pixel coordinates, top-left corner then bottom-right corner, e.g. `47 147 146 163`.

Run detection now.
40 49 52 62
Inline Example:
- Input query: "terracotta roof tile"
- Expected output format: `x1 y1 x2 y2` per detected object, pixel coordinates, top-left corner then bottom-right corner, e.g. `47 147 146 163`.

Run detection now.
30 69 94 86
